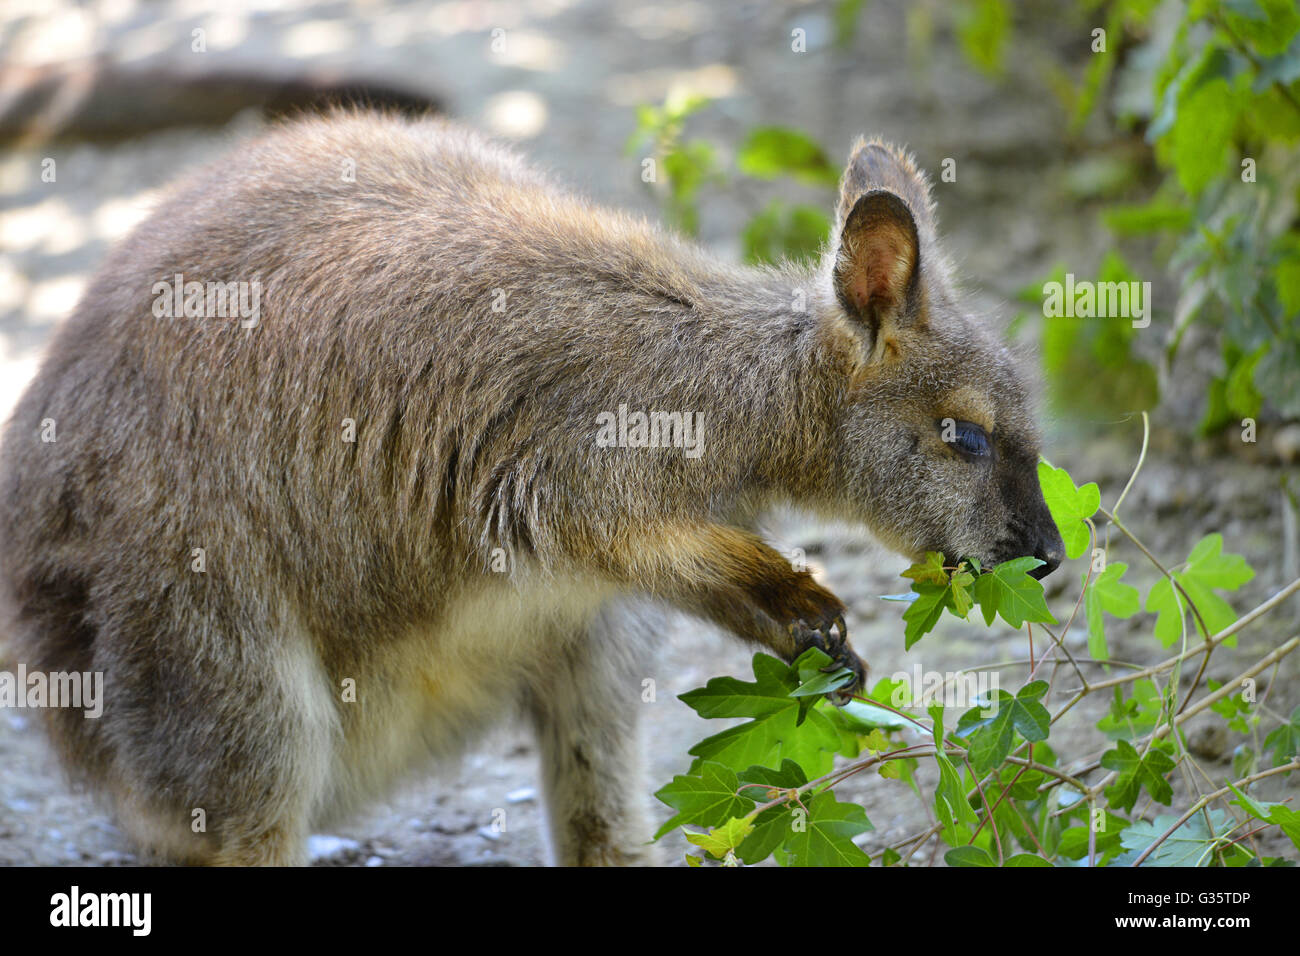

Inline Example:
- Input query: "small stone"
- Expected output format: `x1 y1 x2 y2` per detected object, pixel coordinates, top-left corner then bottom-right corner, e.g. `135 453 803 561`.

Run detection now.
477 826 502 841
505 787 536 804
1188 724 1229 761
306 834 361 861
1273 424 1300 465
364 855 384 867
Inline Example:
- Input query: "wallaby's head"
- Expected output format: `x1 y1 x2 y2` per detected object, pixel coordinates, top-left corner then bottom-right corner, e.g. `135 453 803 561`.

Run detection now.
817 138 1064 579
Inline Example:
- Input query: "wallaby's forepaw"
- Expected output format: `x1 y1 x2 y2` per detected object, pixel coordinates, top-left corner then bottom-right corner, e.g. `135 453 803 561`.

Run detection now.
789 615 868 706
762 573 867 705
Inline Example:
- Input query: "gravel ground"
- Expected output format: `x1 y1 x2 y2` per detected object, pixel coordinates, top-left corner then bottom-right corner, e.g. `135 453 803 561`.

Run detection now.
0 0 1296 866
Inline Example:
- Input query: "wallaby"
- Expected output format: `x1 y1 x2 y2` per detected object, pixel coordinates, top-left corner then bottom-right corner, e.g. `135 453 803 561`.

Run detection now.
0 111 1064 866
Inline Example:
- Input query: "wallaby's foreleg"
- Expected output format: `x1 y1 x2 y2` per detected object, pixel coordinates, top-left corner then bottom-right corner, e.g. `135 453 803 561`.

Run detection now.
596 522 868 695
526 605 660 866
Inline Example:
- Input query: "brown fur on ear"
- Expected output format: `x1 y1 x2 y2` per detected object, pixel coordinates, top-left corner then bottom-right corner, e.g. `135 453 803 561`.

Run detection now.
832 190 919 327
836 137 935 235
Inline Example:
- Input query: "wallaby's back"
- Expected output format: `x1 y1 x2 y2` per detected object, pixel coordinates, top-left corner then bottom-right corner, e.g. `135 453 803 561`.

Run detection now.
0 112 824 862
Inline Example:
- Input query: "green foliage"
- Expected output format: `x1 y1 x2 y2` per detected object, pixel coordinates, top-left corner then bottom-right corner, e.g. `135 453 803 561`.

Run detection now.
736 128 839 188
1144 533 1254 646
1038 461 1100 560
1084 561 1140 659
1027 254 1161 420
956 0 1012 78
1098 0 1300 426
629 96 835 264
658 455 1296 866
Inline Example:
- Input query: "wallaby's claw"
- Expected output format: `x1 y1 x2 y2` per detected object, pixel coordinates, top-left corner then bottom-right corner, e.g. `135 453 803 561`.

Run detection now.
790 615 868 706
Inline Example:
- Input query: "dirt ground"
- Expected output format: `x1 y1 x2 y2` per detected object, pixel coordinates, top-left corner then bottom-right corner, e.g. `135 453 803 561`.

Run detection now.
0 0 1296 866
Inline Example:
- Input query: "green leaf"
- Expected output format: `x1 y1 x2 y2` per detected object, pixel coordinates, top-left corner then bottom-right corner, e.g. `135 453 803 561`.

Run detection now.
954 681 1052 773
736 127 839 187
902 551 949 586
1096 679 1167 741
742 203 831 266
1263 706 1300 769
1229 783 1300 850
685 816 755 859
934 751 980 847
654 761 754 838
972 557 1057 629
945 845 996 867
1169 77 1237 196
1115 810 1233 867
1144 534 1254 647
956 0 1010 78
898 554 979 648
688 706 840 780
734 761 806 864
1037 462 1100 560
1225 0 1300 57
1084 561 1140 660
673 653 846 779
774 792 873 867
1101 740 1176 813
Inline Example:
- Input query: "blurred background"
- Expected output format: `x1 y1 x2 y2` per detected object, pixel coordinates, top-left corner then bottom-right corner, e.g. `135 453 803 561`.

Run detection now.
0 0 1297 866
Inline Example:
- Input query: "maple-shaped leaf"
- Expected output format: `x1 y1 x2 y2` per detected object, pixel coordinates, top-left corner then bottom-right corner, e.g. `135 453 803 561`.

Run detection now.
972 557 1057 629
954 681 1051 773
1145 534 1254 647
1101 740 1175 813
654 761 754 838
773 792 872 867
1038 461 1100 560
1083 561 1140 660
679 653 843 779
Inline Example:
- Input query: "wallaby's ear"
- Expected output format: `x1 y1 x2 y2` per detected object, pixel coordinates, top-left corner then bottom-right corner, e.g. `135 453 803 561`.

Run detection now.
832 190 920 328
836 138 935 236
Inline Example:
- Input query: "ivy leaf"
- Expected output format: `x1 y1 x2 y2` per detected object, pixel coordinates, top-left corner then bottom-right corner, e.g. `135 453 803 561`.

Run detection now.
1084 561 1140 660
1229 784 1300 850
1263 706 1300 770
654 761 754 838
1114 810 1233 867
735 761 806 864
1096 679 1168 741
736 127 839 187
945 845 996 867
1101 740 1176 813
1169 77 1236 196
903 583 949 649
902 551 949 586
1144 534 1254 647
1038 462 1100 560
1207 678 1254 734
934 751 980 847
954 681 1052 773
774 792 873 867
687 705 840 780
685 816 756 860
972 557 1057 629
900 555 978 648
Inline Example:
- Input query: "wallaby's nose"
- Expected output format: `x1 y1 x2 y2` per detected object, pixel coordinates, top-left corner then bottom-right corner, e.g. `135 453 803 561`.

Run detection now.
1030 539 1064 580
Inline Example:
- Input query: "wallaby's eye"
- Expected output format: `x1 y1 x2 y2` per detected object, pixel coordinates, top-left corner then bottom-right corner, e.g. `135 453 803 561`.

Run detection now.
939 419 992 459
